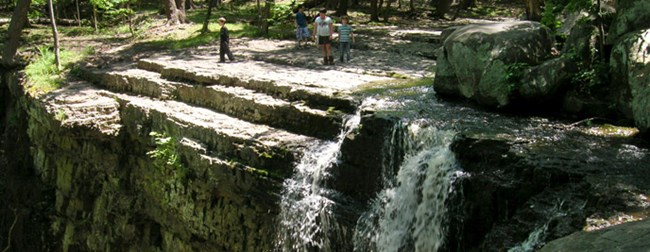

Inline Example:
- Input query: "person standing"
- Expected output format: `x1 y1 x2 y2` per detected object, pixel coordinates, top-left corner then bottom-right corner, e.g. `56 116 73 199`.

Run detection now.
337 16 355 63
312 9 334 65
295 5 310 48
218 17 235 63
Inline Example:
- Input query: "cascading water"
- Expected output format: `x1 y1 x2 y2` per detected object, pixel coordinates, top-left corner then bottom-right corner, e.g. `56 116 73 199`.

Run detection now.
276 112 361 251
354 121 463 252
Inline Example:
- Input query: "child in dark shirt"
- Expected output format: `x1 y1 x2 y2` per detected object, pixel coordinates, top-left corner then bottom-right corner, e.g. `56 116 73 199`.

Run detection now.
295 5 310 48
218 17 235 63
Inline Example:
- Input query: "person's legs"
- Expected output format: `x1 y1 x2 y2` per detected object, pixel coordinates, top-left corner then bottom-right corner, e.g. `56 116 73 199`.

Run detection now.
225 44 235 61
319 36 328 64
339 42 345 62
344 42 351 62
296 27 302 47
219 44 226 62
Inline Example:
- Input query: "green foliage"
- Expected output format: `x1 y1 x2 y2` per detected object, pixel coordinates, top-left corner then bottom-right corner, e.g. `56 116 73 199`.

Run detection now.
564 0 592 12
55 109 67 121
147 131 187 181
504 62 529 92
540 2 562 31
572 60 608 94
28 0 47 19
25 46 87 95
545 0 591 12
269 0 296 25
90 0 130 11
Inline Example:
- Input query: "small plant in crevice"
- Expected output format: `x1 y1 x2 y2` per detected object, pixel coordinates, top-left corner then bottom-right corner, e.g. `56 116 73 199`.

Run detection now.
572 60 609 95
54 109 67 121
504 62 529 92
147 131 187 181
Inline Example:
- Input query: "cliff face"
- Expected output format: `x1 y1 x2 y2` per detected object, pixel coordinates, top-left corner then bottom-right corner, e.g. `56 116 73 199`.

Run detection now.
7 75 281 251
0 50 388 251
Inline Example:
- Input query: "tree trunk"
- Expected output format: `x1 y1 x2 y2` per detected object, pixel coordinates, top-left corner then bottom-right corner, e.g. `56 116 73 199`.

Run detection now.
164 0 188 25
524 0 542 21
261 0 272 36
255 0 261 26
409 0 414 12
1 0 31 67
370 0 379 21
370 0 383 22
327 0 338 9
185 0 195 10
47 0 61 71
75 0 80 26
201 0 217 34
597 0 605 60
92 6 98 31
433 0 452 19
175 0 188 23
383 0 393 22
337 0 348 16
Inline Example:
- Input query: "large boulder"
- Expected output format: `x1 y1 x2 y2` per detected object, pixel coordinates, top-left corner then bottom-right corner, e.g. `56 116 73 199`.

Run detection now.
562 22 600 64
540 219 650 252
434 21 553 107
519 57 577 102
607 0 650 44
610 28 650 132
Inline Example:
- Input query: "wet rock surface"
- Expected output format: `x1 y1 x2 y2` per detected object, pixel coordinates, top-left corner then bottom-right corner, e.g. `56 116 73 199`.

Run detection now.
419 100 650 251
540 218 650 251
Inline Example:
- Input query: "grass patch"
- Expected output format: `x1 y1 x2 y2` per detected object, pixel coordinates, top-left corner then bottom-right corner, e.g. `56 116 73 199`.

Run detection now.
25 46 93 95
133 20 265 51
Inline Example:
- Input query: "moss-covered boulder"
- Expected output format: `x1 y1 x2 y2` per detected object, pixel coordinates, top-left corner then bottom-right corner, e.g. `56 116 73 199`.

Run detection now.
434 21 553 107
610 28 650 132
562 22 600 64
607 0 650 44
520 57 577 102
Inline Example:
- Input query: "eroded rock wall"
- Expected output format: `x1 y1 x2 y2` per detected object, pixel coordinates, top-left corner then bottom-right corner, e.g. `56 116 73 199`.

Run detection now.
4 73 283 251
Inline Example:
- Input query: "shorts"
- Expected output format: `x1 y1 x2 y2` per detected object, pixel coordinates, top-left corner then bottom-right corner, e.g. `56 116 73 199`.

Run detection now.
296 27 310 40
318 35 331 45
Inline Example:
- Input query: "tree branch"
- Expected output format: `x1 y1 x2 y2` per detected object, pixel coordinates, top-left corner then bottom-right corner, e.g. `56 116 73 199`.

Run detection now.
2 209 18 252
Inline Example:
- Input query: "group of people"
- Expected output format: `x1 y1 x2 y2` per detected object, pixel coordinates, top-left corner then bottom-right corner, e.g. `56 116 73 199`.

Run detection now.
296 6 355 65
216 7 355 66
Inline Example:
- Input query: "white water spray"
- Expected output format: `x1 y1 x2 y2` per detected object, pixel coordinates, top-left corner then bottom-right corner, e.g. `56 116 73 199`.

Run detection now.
276 113 361 251
354 123 460 252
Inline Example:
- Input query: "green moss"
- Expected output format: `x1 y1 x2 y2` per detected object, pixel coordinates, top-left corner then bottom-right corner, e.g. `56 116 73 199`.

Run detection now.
582 124 639 138
244 167 284 180
353 77 433 96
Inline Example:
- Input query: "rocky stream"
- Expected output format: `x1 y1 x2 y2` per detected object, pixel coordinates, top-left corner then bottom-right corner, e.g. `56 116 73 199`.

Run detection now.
1 6 650 251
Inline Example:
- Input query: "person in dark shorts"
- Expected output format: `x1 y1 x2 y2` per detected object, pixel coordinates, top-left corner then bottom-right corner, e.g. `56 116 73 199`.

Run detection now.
312 9 334 65
218 17 235 63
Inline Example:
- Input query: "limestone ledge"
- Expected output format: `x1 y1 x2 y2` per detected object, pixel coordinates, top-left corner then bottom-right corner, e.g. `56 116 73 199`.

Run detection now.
18 80 292 251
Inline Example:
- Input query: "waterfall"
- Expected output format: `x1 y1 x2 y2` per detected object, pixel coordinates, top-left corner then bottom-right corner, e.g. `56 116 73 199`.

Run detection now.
508 200 570 252
354 122 461 252
276 112 361 251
